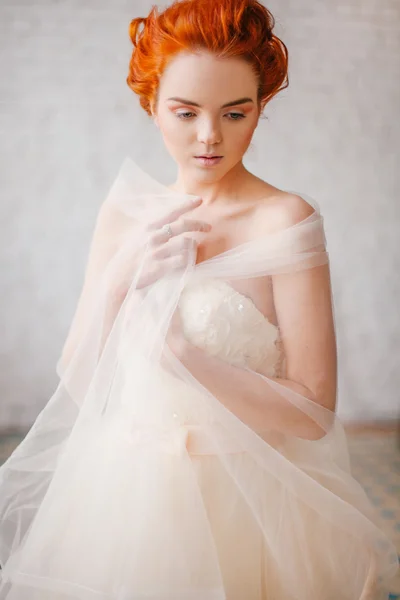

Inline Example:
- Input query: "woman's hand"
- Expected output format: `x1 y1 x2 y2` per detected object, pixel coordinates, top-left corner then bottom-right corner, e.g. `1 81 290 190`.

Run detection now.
136 197 212 289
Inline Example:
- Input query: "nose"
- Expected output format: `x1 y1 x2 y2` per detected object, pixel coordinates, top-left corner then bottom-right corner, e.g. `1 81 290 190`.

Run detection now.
197 117 222 146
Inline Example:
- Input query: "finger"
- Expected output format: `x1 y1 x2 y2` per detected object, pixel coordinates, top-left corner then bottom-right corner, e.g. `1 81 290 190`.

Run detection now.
148 197 202 231
173 218 212 236
168 252 192 270
152 236 197 260
150 219 210 246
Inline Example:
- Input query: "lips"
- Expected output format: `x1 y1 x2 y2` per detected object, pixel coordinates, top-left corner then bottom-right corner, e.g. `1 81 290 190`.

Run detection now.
195 155 222 158
195 156 223 167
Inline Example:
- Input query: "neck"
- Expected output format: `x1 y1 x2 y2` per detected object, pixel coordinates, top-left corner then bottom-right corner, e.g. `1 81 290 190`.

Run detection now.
168 160 252 206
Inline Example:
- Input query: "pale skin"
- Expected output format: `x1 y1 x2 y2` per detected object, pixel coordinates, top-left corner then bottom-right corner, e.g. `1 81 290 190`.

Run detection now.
151 50 337 440
63 50 337 440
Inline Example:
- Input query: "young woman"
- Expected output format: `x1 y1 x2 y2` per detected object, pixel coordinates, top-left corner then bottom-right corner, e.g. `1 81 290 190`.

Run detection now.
0 0 398 598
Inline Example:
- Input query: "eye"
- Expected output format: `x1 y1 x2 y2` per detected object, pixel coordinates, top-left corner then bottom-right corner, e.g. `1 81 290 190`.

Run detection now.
226 112 246 120
176 111 196 120
175 111 246 121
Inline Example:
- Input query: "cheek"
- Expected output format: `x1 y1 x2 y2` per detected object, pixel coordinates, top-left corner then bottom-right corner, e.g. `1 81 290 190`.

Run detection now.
232 122 257 152
242 128 255 144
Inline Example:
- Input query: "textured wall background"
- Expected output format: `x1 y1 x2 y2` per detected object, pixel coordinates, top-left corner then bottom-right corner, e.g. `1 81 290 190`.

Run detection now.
0 0 399 429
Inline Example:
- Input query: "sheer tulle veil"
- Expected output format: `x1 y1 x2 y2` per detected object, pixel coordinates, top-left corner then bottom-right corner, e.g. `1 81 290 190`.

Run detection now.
0 157 398 599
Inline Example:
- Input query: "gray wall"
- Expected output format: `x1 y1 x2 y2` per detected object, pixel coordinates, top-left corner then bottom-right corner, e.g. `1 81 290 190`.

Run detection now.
0 0 399 430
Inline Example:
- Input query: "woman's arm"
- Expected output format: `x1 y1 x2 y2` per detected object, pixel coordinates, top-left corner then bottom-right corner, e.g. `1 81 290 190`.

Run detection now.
271 195 337 415
59 194 210 375
169 195 337 441
174 340 332 440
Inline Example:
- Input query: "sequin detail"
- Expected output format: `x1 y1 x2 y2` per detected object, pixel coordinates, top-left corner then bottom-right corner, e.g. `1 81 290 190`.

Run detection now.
178 279 282 375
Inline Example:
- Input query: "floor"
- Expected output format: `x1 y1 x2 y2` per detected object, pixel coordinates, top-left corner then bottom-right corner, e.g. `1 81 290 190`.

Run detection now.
0 429 399 597
346 431 400 598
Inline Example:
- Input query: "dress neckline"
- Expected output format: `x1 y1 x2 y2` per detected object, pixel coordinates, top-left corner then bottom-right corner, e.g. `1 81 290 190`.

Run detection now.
183 278 279 332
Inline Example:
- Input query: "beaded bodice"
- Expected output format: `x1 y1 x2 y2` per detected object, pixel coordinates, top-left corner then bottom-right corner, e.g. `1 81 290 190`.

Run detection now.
178 279 284 377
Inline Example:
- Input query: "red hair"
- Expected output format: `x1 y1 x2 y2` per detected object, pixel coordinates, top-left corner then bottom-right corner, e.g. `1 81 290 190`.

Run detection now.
127 0 289 116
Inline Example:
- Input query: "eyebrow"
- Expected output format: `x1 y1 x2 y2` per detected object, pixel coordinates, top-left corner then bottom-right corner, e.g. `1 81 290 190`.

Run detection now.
166 97 254 108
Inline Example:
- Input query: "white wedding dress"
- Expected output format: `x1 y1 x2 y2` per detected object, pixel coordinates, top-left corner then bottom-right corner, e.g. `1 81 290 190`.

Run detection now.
0 277 391 599
0 158 398 600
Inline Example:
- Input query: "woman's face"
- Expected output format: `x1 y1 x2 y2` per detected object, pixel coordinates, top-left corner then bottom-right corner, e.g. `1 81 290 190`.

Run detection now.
152 51 262 181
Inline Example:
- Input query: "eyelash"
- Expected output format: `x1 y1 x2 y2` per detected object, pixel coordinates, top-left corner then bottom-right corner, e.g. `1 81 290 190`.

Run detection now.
176 112 246 121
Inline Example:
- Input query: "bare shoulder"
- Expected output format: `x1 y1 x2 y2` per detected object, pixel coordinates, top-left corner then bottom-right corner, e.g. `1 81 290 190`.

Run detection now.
268 191 315 227
249 182 316 236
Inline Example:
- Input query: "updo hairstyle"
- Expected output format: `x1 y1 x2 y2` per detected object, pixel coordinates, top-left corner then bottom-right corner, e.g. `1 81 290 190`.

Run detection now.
127 0 288 116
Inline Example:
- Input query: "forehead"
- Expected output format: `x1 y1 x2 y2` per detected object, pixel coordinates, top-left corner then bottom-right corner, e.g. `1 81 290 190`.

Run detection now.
158 51 258 103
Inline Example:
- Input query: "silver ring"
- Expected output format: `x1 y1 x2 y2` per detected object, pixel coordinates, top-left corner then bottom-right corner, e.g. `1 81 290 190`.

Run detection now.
161 223 173 238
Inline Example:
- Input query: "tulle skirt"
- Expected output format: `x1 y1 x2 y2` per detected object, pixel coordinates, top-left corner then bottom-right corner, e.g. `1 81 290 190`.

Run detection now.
0 365 396 600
